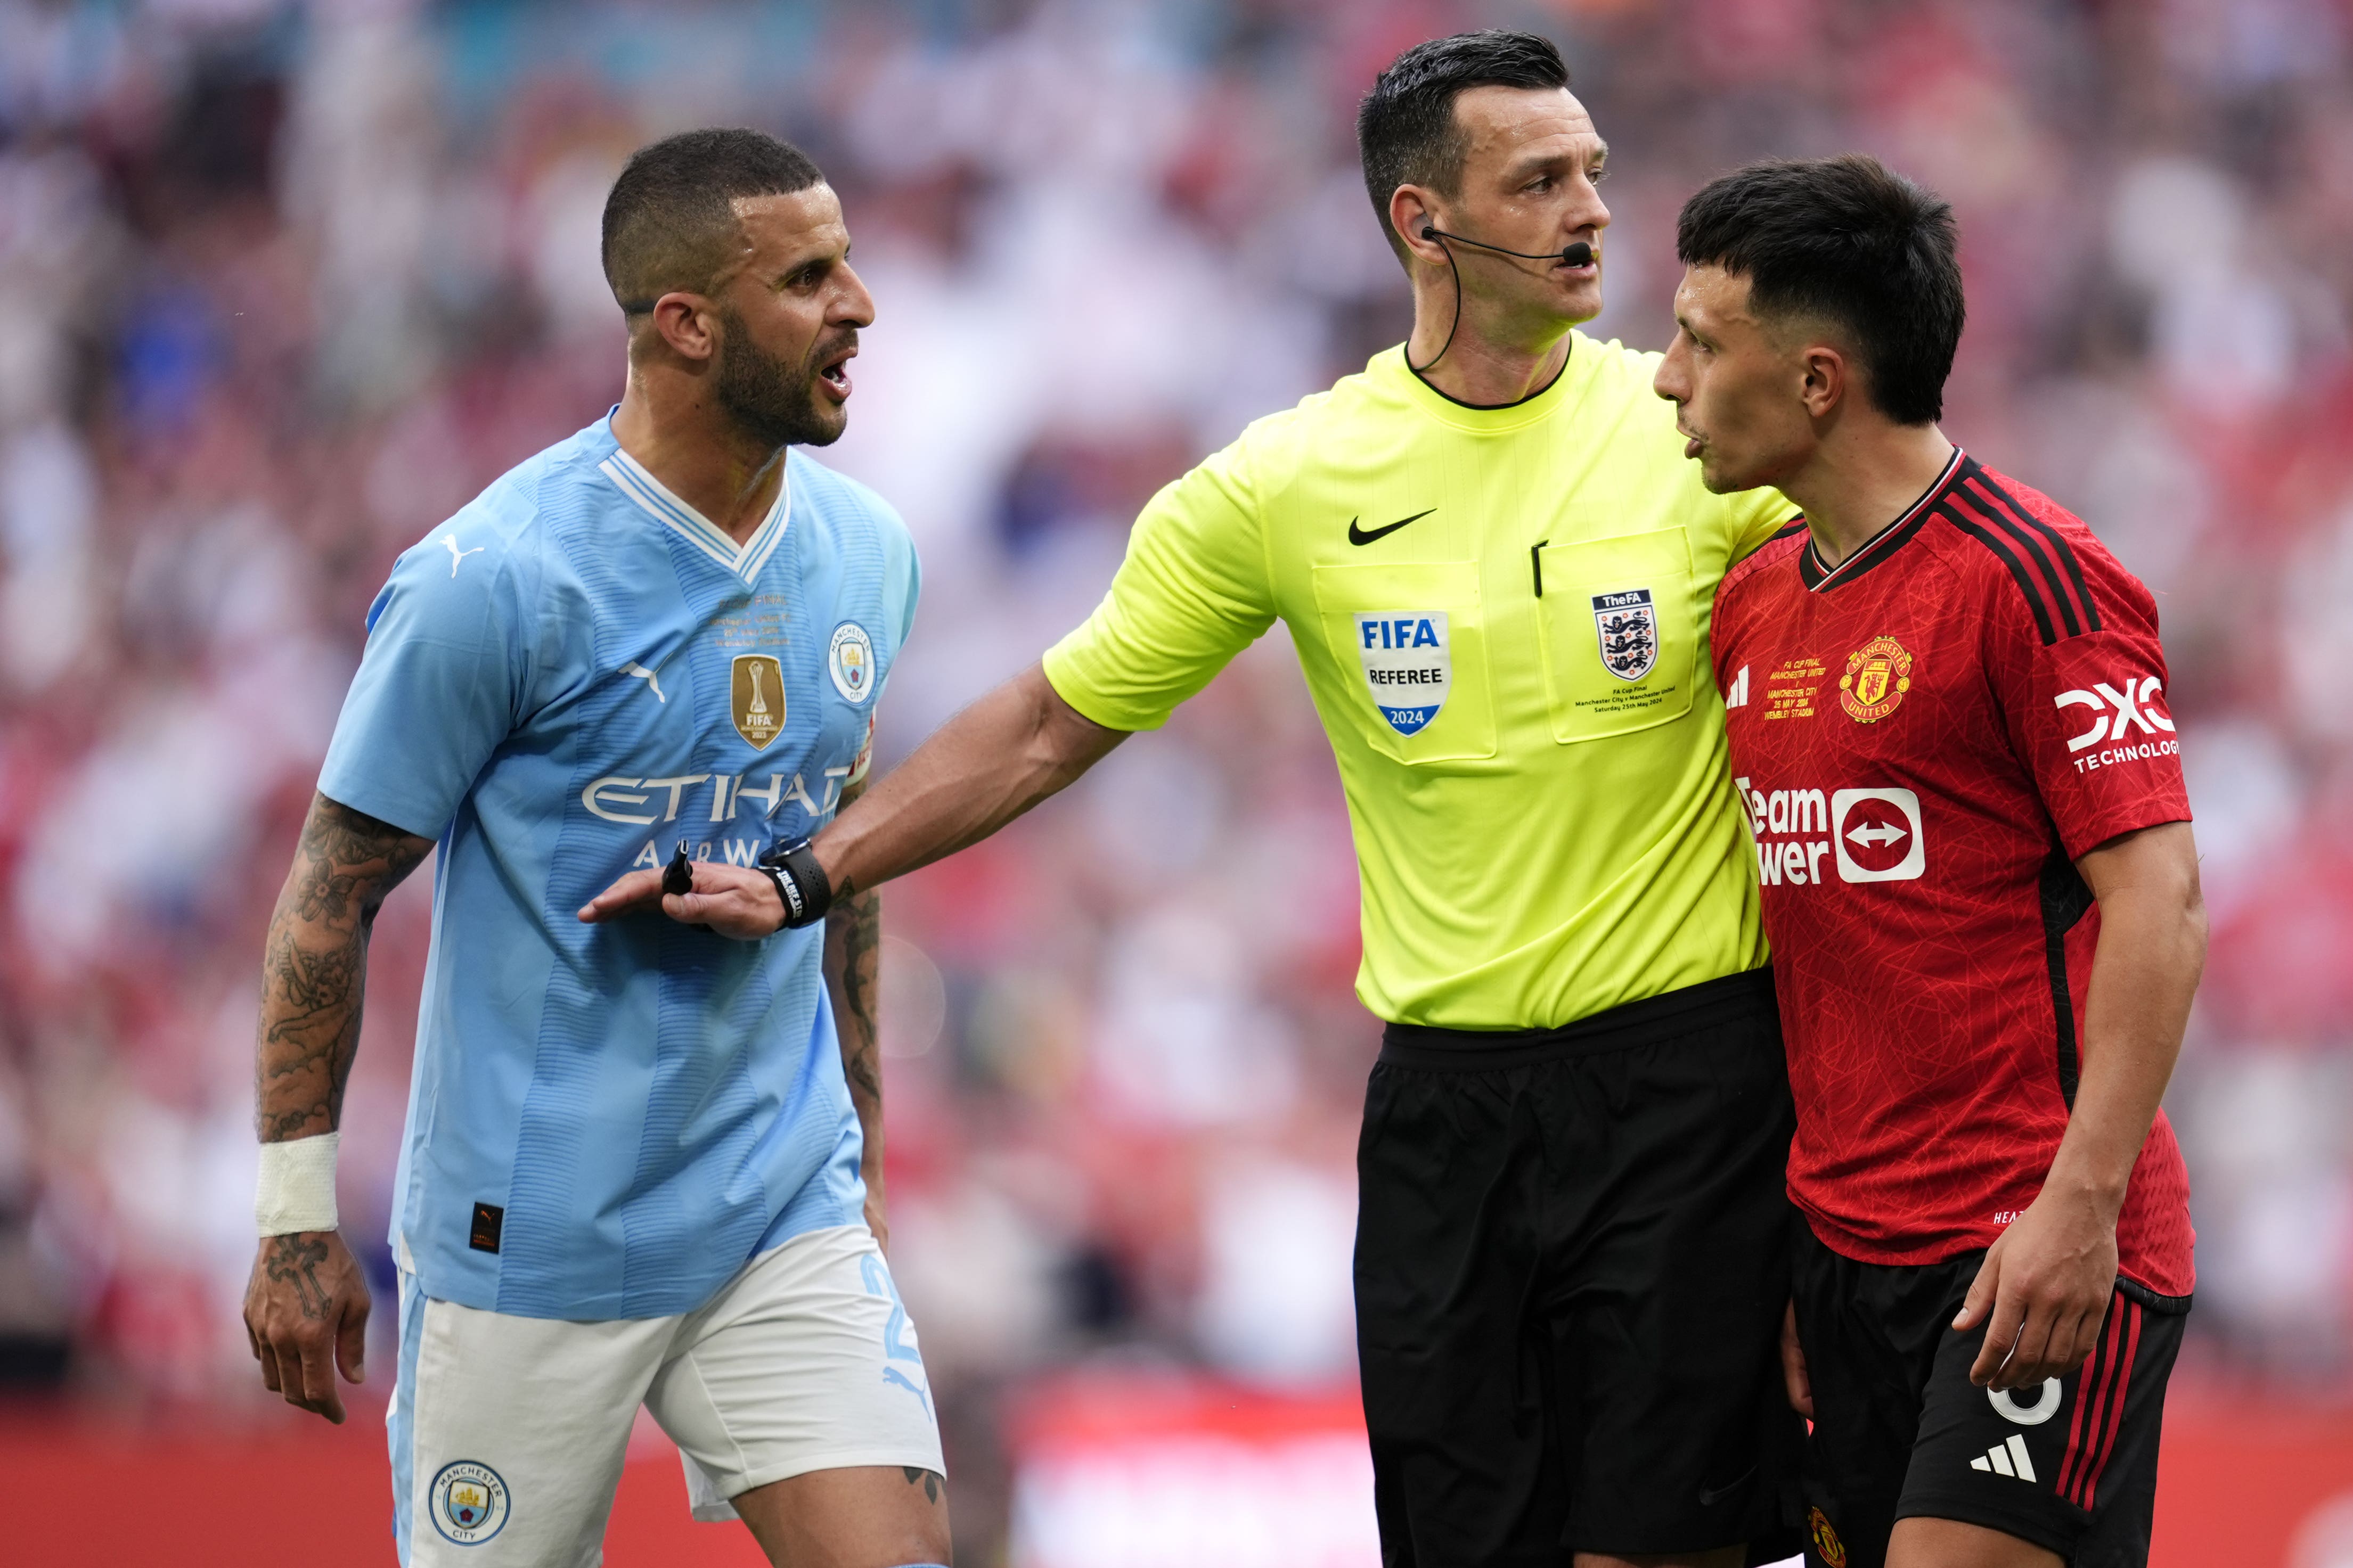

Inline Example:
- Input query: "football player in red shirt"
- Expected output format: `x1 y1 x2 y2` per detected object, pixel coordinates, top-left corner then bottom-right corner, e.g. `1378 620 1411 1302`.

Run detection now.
1651 154 2204 1568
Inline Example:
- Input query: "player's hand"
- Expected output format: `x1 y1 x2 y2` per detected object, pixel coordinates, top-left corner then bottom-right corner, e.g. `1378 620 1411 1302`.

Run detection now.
577 863 788 939
243 1231 371 1424
1953 1185 2117 1391
1779 1298 1813 1418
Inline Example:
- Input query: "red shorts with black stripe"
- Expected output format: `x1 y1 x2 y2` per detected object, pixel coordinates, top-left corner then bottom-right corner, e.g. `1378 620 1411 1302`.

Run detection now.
1792 1225 2187 1568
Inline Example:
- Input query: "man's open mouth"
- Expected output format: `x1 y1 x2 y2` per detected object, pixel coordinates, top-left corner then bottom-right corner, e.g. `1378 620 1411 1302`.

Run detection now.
816 341 856 398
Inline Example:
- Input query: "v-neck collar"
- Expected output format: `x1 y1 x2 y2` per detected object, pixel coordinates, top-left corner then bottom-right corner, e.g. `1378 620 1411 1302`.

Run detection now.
599 442 792 585
1382 334 1590 434
1798 447 1964 592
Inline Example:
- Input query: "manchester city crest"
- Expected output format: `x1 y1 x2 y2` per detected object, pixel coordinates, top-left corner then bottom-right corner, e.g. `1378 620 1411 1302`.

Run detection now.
731 653 786 750
429 1459 511 1545
1353 610 1451 736
1591 588 1659 682
828 621 876 705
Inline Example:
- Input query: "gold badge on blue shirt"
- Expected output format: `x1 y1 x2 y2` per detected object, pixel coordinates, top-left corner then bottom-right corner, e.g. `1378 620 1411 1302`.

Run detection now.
732 653 786 749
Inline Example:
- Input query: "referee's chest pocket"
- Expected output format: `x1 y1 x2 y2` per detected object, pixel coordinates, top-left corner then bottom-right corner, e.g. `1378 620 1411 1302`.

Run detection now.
1532 528 1697 744
1311 561 1497 764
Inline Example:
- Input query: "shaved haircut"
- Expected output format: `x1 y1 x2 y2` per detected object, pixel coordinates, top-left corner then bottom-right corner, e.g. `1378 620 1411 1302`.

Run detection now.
601 128 825 319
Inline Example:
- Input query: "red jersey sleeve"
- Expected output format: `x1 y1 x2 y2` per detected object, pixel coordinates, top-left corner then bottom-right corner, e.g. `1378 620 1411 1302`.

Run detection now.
1981 513 2191 860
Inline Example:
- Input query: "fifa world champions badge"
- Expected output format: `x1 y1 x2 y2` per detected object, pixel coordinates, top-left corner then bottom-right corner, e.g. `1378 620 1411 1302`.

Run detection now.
1838 635 1914 722
731 653 787 749
429 1459 511 1545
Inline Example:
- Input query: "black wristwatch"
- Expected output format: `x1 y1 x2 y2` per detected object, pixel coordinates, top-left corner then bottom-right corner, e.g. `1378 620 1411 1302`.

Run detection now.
756 837 834 930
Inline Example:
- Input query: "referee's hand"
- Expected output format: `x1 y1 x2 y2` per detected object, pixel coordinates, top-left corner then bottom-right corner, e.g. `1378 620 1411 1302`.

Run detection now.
578 861 788 940
1952 1186 2117 1392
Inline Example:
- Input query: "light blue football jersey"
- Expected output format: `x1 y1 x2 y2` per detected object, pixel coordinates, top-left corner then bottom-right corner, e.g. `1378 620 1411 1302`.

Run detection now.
318 414 918 1319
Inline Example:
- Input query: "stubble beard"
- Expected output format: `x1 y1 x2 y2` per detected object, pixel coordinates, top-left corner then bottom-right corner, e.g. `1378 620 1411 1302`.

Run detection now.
714 305 848 450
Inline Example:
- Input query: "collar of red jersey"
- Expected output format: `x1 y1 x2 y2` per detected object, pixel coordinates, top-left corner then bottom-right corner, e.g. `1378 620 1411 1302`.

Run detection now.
1802 447 1966 592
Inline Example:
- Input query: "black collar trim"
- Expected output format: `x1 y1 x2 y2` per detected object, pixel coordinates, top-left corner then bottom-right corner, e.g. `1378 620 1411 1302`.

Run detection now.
1798 447 1965 592
1408 340 1571 411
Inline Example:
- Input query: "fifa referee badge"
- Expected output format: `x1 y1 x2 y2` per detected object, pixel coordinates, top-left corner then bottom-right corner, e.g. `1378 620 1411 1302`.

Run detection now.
662 840 693 897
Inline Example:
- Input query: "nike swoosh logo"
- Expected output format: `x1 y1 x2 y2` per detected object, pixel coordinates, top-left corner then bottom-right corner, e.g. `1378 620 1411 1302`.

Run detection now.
1697 1464 1756 1507
1348 508 1435 546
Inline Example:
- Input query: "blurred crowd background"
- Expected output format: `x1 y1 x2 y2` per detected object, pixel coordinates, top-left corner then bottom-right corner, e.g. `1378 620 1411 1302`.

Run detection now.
2 0 2351 1558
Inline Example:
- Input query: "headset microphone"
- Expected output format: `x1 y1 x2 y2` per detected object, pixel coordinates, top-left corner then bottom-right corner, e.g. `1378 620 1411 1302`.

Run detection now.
1419 225 1595 269
1409 225 1598 375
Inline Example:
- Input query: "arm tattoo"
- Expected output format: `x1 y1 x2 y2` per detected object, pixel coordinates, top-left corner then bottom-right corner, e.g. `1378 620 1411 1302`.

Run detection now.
827 886 884 1107
262 1234 337 1320
254 795 434 1143
902 1466 942 1505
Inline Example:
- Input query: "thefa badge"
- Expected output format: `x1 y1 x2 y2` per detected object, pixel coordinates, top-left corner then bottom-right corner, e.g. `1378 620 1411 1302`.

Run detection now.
732 653 786 749
1591 588 1660 682
1838 635 1914 722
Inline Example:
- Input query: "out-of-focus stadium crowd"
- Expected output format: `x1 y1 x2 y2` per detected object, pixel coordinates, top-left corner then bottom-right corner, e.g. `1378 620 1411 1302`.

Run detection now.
1 0 2348 1505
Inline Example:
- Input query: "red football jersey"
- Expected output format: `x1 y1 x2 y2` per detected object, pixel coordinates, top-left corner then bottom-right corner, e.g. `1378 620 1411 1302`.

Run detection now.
1712 450 2194 1296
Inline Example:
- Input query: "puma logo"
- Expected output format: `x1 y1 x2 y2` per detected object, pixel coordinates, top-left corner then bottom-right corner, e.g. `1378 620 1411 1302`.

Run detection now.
443 536 486 577
620 661 666 703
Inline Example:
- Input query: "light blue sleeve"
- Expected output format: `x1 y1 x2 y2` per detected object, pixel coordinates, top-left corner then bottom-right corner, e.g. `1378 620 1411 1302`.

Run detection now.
879 506 920 680
317 521 535 839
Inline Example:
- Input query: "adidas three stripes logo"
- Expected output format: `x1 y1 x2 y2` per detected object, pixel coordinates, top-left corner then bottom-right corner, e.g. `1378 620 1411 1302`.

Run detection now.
1970 1433 2037 1482
1967 1294 2150 1502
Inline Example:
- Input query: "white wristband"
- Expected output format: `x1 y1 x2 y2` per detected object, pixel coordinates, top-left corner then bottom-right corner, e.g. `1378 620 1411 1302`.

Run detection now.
255 1132 340 1235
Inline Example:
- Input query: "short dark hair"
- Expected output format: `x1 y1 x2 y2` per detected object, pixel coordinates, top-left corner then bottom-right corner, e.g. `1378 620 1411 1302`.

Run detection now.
1357 30 1570 263
1675 154 1963 425
601 128 826 317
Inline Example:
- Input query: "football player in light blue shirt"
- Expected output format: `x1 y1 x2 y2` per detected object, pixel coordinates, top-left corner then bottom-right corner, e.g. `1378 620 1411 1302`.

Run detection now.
241 129 953 1568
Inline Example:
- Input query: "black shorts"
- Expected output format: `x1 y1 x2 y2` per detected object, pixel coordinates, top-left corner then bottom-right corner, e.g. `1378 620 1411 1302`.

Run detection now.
1355 968 1806 1566
1791 1224 2190 1568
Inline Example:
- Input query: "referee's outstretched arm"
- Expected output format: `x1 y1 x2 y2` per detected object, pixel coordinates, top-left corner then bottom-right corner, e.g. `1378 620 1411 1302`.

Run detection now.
814 662 1127 897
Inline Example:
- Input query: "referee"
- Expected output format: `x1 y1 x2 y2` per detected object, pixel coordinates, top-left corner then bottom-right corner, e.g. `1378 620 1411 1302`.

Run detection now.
805 32 1801 1568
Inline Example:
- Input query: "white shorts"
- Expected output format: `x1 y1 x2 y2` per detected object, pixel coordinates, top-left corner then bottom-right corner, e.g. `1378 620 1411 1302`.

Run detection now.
388 1224 943 1566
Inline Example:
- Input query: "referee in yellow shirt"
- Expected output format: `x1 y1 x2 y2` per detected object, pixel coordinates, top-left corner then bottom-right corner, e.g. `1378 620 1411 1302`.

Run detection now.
798 31 1801 1568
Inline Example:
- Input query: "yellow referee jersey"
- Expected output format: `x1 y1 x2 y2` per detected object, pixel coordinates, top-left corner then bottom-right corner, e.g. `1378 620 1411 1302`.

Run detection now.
1043 336 1792 1029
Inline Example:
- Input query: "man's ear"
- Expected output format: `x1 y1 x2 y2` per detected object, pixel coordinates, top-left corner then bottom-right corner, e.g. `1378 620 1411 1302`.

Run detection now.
1389 185 1449 268
1799 342 1849 420
644 293 719 365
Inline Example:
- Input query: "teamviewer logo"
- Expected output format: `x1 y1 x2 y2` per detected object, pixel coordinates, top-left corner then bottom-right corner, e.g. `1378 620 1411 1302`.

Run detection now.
1831 788 1926 883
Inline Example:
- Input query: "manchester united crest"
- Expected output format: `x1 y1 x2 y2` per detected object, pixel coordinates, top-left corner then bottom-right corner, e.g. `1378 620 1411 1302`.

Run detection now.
1808 1506 1848 1568
1837 635 1914 723
732 653 786 749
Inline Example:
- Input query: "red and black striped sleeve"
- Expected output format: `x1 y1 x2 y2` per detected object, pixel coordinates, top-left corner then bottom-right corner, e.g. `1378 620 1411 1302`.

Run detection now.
1962 466 2192 860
